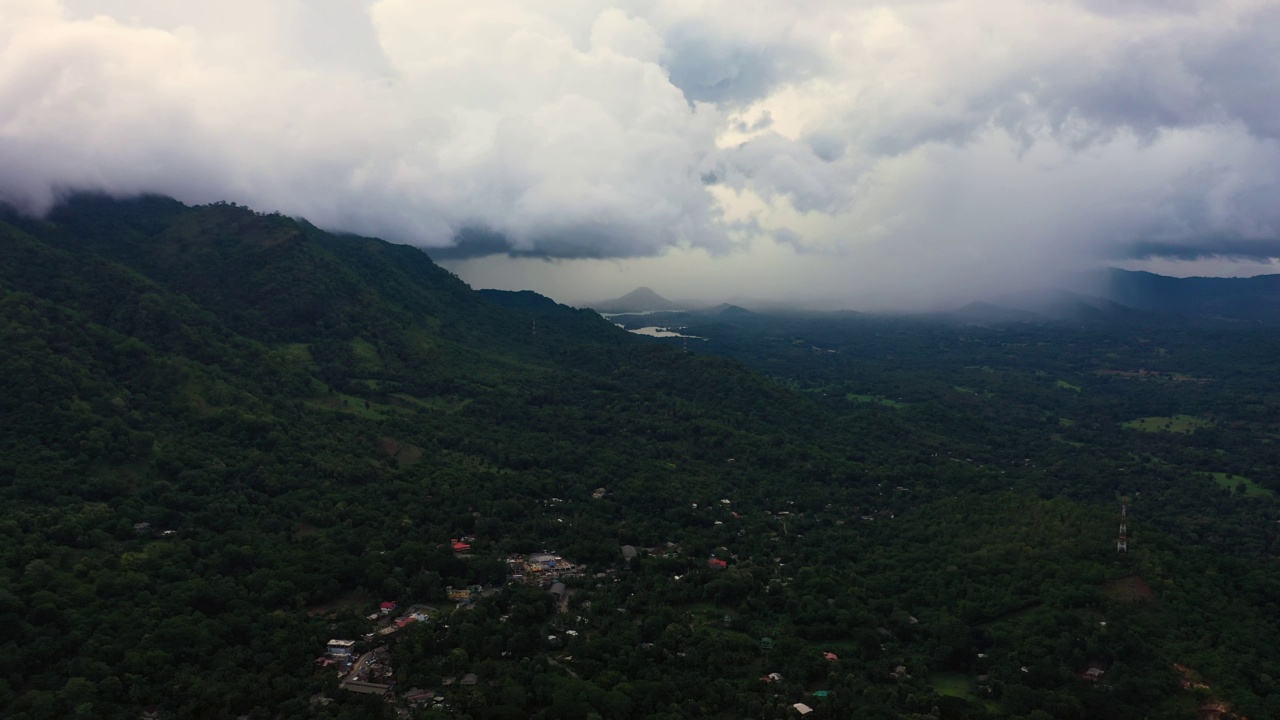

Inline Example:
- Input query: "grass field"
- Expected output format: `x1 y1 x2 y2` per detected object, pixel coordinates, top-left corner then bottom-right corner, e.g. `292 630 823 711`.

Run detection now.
351 338 383 370
1121 415 1213 434
931 672 976 699
388 393 469 413
277 343 315 369
1055 380 1081 392
1206 472 1273 497
305 392 409 420
847 394 906 407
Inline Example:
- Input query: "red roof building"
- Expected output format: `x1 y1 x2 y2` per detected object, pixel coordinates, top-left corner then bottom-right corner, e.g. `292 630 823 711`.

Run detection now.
709 558 728 569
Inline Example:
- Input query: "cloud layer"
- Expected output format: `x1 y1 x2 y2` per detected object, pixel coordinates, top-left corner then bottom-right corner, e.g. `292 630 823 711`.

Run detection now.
2 0 1279 303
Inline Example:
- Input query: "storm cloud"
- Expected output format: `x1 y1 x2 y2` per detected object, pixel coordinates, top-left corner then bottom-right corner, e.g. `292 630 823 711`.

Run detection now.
2 0 1278 304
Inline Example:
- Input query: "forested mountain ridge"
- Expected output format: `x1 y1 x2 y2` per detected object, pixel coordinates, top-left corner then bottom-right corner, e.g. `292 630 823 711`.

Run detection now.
3 195 1279 720
1088 268 1280 322
0 195 911 719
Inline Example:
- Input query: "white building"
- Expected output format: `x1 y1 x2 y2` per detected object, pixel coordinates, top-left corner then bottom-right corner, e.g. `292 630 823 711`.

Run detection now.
327 639 356 657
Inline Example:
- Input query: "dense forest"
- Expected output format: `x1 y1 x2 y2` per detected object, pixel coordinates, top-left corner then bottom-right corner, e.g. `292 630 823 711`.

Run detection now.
2 195 1278 720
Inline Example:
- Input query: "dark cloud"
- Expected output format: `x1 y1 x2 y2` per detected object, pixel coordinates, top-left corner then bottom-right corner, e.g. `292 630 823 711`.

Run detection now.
1120 238 1280 262
990 3 1280 145
660 20 822 105
428 223 678 261
426 229 520 261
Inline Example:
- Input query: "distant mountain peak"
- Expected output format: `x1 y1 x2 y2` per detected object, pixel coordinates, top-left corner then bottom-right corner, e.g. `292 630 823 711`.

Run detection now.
617 287 668 304
592 286 682 313
711 303 753 317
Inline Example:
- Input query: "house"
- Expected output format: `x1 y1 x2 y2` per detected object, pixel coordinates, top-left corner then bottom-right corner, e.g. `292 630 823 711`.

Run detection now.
460 673 478 686
379 601 396 614
404 688 433 703
621 545 637 561
823 651 838 661
327 639 356 657
708 558 727 570
451 541 471 552
792 703 814 715
341 680 390 696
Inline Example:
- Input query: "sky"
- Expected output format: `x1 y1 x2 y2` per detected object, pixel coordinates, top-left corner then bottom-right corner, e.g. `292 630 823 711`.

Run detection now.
2 0 1279 309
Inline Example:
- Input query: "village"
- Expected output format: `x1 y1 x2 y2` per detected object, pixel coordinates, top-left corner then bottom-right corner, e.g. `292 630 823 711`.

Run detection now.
309 535 600 714
304 497 1044 719
308 523 717 715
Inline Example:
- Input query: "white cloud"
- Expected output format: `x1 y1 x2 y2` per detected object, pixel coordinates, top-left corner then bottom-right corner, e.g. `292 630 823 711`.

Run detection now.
2 0 1279 305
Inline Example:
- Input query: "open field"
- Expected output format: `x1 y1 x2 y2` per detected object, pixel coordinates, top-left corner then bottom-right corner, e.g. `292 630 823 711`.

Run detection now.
305 393 413 419
1121 415 1213 434
1207 472 1273 498
847 393 906 407
931 672 976 699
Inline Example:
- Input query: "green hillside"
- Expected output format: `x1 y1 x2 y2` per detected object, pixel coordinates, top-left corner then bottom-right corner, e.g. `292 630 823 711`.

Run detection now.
1 196 1278 720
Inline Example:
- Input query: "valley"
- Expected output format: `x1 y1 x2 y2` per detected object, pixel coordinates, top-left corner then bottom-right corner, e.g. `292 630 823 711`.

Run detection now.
1 196 1278 720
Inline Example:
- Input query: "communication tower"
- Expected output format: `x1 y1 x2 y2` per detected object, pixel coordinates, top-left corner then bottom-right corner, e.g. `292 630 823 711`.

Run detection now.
1117 497 1129 553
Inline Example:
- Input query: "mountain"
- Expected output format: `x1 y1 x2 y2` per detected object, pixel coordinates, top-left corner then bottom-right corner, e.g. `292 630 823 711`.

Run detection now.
0 193 902 718
1082 268 1280 322
590 286 683 313
943 270 1280 325
950 288 1143 324
709 302 754 317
